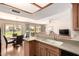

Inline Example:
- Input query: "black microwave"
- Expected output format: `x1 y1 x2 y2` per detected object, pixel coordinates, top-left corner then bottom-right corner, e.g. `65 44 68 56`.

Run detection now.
59 29 70 36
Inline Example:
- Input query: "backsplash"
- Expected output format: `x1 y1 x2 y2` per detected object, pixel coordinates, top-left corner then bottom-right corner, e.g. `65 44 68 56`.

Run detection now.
36 32 71 40
72 31 79 39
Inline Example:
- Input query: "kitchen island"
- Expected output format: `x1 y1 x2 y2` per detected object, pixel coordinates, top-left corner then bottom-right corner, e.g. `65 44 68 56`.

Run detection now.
24 37 79 56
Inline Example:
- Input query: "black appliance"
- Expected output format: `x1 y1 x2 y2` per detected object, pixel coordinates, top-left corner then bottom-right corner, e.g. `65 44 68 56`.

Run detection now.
0 29 1 56
59 29 70 36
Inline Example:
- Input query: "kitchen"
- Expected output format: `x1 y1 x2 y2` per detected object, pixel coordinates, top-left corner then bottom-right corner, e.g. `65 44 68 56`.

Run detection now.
0 3 79 56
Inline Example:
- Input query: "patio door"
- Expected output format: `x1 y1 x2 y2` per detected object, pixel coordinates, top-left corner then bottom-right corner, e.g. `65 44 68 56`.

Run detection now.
4 24 22 38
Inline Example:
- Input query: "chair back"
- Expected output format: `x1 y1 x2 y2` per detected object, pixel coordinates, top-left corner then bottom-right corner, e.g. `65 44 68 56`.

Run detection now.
12 33 17 37
3 35 8 44
15 35 23 45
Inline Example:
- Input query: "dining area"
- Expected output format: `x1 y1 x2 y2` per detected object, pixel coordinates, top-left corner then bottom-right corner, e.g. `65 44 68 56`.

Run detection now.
2 33 25 56
0 21 43 56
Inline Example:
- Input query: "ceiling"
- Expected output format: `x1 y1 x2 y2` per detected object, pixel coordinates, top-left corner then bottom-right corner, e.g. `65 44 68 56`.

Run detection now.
0 3 71 20
4 3 52 14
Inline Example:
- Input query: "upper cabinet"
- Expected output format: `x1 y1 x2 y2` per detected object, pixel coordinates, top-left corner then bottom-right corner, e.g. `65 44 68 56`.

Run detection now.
73 3 79 31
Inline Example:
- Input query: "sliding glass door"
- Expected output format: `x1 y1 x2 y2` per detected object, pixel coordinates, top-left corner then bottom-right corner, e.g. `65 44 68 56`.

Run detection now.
4 24 22 38
4 24 14 37
13 25 22 35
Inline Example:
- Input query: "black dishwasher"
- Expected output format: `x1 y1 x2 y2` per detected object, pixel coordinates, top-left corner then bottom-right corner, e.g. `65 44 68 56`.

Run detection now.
61 49 78 56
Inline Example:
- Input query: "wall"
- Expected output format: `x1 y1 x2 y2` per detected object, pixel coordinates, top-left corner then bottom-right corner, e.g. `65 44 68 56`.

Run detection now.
45 4 79 39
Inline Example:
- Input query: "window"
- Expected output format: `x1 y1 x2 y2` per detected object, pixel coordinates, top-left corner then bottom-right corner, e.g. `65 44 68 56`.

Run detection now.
29 25 35 36
36 25 41 33
25 24 42 37
4 24 14 37
4 24 22 37
13 25 22 35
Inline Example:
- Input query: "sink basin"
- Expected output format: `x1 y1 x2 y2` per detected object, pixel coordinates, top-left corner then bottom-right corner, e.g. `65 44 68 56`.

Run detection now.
46 39 63 46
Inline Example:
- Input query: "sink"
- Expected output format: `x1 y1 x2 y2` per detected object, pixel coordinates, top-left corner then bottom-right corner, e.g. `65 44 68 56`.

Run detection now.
46 39 63 46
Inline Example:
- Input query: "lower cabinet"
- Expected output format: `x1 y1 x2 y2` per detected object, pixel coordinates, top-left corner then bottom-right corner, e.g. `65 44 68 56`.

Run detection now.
24 40 78 56
24 40 36 56
24 40 61 56
24 41 29 56
35 41 61 56
35 41 47 56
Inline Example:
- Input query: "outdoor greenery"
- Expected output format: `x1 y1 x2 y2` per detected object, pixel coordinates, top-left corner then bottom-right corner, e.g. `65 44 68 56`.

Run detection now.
4 24 41 38
4 24 22 37
5 31 21 37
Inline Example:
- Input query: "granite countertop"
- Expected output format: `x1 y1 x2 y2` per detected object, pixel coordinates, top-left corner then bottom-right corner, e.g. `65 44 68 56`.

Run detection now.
24 37 79 55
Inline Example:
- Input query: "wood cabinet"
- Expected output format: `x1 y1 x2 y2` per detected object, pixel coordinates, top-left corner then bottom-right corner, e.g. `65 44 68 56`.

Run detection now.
24 40 78 56
46 45 61 56
35 41 61 56
73 3 79 30
24 41 29 56
24 40 36 56
35 41 47 56
24 40 61 56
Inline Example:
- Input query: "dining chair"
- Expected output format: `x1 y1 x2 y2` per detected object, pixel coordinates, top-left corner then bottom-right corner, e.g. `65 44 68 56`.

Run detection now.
3 35 15 50
12 33 17 37
13 35 24 48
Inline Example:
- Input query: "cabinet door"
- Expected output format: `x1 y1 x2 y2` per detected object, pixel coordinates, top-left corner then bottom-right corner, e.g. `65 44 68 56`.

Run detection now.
35 41 40 56
36 42 46 56
46 44 61 56
35 41 61 56
46 49 54 56
24 41 36 56
39 45 46 56
24 41 30 56
77 4 79 28
29 41 36 56
46 48 60 56
73 3 79 30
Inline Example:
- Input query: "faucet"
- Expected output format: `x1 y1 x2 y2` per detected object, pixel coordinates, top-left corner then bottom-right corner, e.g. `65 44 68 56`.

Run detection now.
49 31 56 40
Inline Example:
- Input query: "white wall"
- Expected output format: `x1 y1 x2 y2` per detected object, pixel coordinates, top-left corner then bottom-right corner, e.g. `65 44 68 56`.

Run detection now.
0 11 46 24
45 4 79 39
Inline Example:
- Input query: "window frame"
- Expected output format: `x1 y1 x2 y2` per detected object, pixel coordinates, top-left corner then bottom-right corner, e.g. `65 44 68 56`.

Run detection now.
4 23 23 37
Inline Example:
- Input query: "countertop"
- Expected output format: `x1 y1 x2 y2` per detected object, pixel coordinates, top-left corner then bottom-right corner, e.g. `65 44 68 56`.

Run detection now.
24 37 79 55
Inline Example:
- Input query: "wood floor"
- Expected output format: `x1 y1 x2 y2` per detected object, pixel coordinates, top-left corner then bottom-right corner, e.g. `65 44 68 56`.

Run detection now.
2 43 24 56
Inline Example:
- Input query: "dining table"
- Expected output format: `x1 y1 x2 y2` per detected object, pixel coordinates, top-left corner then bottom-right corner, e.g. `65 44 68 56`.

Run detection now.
10 37 16 39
